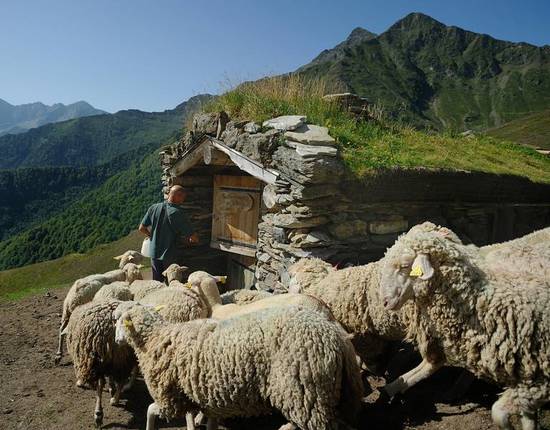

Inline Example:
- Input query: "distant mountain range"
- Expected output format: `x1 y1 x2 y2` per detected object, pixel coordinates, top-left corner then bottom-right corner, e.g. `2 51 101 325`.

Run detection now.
0 98 106 136
298 12 550 131
0 94 212 169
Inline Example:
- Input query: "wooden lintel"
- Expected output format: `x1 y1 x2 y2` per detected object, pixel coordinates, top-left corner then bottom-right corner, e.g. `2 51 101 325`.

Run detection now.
211 140 279 184
210 240 257 257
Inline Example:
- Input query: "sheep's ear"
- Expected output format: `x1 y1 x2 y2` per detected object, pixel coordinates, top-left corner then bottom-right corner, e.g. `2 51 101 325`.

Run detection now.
410 254 434 281
180 265 189 272
136 264 144 269
161 268 168 276
114 255 123 261
127 255 135 262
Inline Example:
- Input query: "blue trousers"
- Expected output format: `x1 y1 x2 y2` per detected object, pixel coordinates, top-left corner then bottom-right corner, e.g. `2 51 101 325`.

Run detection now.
151 258 166 283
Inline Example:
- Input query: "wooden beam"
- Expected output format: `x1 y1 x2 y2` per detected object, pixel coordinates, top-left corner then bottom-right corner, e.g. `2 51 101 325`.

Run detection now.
211 139 279 184
170 141 209 176
203 145 231 166
210 240 257 257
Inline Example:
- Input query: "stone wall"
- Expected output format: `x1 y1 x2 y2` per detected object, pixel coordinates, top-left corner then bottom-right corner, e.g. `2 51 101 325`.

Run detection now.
160 110 550 292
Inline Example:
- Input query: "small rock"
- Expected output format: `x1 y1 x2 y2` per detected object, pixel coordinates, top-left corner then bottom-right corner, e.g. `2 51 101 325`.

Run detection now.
284 124 336 146
244 122 261 134
263 115 306 131
286 141 338 157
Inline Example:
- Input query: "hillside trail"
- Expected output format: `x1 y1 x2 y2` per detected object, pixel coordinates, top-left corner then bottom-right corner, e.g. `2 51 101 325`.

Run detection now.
0 288 548 430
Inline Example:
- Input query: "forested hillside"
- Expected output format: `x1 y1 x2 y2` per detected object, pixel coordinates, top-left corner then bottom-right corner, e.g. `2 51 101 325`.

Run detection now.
0 147 163 270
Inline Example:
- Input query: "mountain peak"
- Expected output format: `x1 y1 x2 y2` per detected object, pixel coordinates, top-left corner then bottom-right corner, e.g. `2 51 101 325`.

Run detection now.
390 12 445 31
347 27 377 42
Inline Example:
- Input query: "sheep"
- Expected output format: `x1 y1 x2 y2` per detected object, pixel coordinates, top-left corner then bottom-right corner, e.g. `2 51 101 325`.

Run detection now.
220 288 272 305
379 221 550 430
93 281 133 302
114 303 364 430
129 263 189 300
139 284 208 323
113 250 145 269
188 273 333 321
287 257 336 294
66 299 138 427
55 263 143 364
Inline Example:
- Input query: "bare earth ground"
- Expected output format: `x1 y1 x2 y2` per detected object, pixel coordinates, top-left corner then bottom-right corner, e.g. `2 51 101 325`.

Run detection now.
1 289 548 430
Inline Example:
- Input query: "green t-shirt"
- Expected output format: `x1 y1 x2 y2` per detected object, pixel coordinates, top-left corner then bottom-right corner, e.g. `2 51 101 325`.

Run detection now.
141 202 193 262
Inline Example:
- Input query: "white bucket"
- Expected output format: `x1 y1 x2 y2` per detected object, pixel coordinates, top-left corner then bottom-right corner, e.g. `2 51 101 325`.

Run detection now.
141 238 151 257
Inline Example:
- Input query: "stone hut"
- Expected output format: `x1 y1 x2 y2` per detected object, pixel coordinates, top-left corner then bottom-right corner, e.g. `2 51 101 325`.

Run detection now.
160 111 550 292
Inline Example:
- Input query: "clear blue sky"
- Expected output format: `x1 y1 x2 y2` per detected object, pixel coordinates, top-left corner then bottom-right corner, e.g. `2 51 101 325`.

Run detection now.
1 0 548 113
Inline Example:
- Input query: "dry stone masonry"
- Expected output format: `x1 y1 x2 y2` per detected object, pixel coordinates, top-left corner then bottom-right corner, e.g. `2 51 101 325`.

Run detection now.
160 106 550 292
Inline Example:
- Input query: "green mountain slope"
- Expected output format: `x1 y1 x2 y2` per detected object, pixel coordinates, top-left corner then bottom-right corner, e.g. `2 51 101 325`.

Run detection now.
0 98 106 136
0 94 211 169
0 140 165 241
486 109 550 150
0 147 163 270
0 231 144 301
298 13 550 131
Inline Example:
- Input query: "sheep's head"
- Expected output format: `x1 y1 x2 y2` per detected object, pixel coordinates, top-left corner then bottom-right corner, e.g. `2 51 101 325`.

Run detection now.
122 263 144 283
380 222 458 311
114 302 162 346
162 263 189 283
114 250 144 269
287 258 335 293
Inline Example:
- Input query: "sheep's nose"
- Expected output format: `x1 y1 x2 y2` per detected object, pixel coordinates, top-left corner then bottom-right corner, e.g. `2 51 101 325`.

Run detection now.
383 299 389 308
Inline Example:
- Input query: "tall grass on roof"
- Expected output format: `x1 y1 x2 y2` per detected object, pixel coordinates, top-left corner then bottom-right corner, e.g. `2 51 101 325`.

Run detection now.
206 75 550 183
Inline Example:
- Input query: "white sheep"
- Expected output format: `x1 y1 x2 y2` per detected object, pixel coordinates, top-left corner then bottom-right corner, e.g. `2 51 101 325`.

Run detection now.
220 288 272 305
93 281 133 302
114 303 364 430
129 263 189 300
113 250 145 269
379 221 550 430
139 284 208 323
287 257 336 294
66 299 138 427
188 273 333 321
55 263 143 364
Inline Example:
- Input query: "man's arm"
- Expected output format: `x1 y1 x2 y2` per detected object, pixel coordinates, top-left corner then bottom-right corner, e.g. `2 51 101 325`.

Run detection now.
138 224 151 238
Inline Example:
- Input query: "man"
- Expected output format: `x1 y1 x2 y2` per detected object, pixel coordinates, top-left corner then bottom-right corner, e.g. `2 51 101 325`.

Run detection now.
139 185 199 282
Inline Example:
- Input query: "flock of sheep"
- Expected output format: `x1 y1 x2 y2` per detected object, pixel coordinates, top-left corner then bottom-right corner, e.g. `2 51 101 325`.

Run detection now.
55 222 550 430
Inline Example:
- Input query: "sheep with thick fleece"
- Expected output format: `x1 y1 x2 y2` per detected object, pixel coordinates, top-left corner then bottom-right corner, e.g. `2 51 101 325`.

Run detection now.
115 303 363 430
379 221 550 430
55 263 143 363
220 288 271 305
113 250 145 269
139 284 208 323
66 299 138 427
189 275 333 321
288 257 335 294
93 281 133 302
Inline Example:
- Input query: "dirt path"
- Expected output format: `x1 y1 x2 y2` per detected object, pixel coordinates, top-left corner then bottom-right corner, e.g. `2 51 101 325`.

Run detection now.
0 289 547 430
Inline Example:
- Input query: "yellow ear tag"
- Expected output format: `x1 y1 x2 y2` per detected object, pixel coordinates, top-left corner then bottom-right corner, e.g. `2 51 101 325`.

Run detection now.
123 319 133 328
410 264 423 277
219 276 227 284
154 305 166 312
183 282 192 289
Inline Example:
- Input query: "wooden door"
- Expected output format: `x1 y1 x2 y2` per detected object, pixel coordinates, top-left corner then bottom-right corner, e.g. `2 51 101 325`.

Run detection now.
211 175 261 257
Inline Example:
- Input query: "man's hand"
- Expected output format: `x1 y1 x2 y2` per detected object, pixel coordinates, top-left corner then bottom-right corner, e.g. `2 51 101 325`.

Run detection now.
138 224 151 238
188 232 200 244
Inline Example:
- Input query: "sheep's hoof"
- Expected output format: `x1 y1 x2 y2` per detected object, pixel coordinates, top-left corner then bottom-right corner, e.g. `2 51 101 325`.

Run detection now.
109 397 119 406
94 410 103 427
54 354 61 365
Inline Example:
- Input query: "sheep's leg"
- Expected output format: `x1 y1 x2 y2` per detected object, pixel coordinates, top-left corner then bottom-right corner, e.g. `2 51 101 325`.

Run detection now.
122 365 139 392
146 402 160 430
109 382 123 406
491 394 513 430
520 411 537 430
94 378 104 428
185 411 196 430
206 417 219 430
194 411 205 426
382 358 443 398
55 323 67 364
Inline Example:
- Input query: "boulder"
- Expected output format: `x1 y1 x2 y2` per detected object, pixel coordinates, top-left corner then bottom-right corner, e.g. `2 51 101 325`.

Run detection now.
329 220 368 240
273 213 328 228
263 115 306 131
244 122 261 134
286 141 338 157
284 124 336 146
